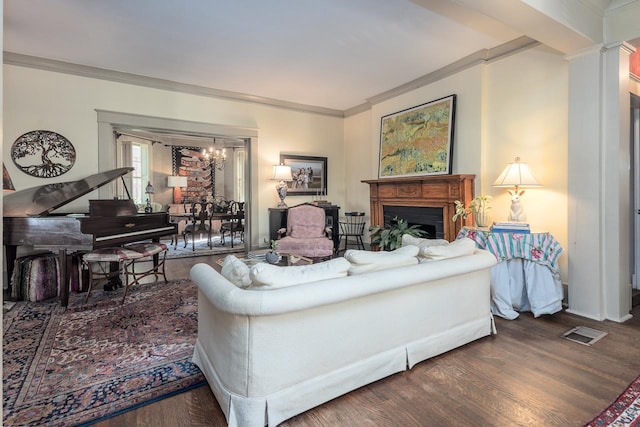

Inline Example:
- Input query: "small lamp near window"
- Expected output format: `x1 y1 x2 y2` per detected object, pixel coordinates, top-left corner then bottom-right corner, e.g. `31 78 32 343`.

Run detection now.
492 157 541 222
144 181 155 213
167 175 188 204
271 164 293 208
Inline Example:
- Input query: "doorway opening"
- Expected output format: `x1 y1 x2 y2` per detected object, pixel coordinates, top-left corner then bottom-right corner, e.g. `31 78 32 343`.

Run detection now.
96 110 259 252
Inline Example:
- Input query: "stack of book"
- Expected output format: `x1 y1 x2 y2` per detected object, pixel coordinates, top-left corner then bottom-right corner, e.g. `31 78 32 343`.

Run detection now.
491 221 531 234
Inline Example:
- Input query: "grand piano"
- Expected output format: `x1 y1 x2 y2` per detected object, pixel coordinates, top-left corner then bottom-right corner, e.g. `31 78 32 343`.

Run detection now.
3 167 177 307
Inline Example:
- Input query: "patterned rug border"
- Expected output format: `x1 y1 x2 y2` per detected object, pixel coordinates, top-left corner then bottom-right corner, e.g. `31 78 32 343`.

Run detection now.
3 279 205 427
75 380 206 427
585 374 640 426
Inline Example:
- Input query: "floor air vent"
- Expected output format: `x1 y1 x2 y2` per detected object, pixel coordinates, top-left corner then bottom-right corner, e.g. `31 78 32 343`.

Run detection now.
562 326 608 346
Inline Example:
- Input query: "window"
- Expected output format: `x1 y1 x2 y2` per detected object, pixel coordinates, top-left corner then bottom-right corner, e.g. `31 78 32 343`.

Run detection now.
234 148 245 202
117 136 151 204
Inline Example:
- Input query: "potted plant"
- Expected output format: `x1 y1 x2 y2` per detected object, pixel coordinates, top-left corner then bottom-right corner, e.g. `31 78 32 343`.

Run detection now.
266 239 280 264
369 216 427 251
452 196 492 227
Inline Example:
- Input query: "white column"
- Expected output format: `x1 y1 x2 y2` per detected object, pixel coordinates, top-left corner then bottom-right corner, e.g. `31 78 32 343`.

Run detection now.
601 42 633 322
566 45 605 320
566 43 634 321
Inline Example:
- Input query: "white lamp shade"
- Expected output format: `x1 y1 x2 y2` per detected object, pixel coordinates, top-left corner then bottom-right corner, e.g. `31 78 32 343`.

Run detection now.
492 157 541 188
272 165 293 181
167 175 188 188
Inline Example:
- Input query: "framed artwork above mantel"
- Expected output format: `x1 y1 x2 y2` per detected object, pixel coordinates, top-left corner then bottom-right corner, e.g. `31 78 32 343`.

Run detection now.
378 94 456 179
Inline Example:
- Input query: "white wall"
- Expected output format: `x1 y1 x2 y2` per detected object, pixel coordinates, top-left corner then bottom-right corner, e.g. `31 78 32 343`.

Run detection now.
345 46 569 281
485 46 569 281
344 108 373 234
3 65 345 247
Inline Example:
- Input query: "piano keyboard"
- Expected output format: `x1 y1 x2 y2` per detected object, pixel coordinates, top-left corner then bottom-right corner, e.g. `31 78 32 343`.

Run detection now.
95 226 176 242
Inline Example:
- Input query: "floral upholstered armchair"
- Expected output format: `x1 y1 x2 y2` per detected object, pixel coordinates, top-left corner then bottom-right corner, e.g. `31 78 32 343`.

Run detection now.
276 203 334 258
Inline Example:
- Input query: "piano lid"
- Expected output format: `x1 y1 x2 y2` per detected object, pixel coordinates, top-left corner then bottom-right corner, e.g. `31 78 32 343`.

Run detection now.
3 167 134 217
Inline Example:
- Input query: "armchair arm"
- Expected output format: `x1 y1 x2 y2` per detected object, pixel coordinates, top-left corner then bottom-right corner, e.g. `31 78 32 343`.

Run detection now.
325 226 332 238
277 227 287 238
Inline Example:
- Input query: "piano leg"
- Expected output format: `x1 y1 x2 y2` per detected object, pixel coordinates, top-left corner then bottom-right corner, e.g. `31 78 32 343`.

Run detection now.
59 250 71 307
103 261 123 291
4 245 17 298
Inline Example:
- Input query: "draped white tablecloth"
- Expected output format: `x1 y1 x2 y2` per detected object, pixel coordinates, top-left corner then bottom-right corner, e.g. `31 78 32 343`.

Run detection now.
457 227 564 319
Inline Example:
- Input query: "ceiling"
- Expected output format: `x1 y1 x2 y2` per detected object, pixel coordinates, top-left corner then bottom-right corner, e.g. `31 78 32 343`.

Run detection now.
4 1 638 114
3 0 524 112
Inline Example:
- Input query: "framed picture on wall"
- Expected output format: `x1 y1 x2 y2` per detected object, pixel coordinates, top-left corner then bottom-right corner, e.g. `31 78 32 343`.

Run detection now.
378 94 456 178
171 146 213 201
280 154 327 196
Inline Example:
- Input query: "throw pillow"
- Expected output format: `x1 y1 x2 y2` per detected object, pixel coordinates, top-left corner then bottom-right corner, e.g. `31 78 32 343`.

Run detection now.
347 256 419 275
344 244 419 264
249 257 351 289
220 255 252 288
420 237 476 261
401 234 450 257
344 245 420 275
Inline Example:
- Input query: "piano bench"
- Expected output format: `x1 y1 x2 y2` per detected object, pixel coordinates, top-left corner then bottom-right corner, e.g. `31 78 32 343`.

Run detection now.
82 243 168 304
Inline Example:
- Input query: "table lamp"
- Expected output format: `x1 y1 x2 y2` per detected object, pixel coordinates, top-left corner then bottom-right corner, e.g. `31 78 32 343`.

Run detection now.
271 164 293 208
492 157 541 222
167 175 188 204
144 181 155 213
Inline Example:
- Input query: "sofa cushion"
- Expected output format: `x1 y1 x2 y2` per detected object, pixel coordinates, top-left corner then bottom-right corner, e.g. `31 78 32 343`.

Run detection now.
249 257 351 289
419 237 476 261
345 245 419 275
345 245 418 264
221 255 252 288
401 234 450 257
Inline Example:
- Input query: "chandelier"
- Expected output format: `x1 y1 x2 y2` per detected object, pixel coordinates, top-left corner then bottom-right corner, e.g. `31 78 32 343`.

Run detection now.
202 138 226 170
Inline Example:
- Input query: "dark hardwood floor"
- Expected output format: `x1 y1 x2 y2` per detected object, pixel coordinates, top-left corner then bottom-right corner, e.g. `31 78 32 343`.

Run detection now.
94 254 640 427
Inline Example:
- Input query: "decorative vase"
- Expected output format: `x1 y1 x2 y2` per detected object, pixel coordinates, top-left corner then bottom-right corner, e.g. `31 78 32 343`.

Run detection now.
265 251 280 264
474 212 490 228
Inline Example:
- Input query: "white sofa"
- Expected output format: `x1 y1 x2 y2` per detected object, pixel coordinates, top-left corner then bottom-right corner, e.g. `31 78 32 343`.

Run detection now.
190 248 497 427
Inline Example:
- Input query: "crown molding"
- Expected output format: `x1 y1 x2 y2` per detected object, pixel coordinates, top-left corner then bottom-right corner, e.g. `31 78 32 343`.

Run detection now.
6 37 538 120
345 36 540 117
3 52 345 118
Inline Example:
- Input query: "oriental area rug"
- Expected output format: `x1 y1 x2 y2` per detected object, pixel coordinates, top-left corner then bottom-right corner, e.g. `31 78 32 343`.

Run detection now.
585 374 640 426
3 279 205 426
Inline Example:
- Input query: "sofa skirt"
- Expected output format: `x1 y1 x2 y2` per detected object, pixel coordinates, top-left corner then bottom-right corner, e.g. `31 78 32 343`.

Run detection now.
193 339 407 427
192 313 495 427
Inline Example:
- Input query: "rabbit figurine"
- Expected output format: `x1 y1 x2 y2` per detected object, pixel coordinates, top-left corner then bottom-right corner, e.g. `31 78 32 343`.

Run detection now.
508 190 526 222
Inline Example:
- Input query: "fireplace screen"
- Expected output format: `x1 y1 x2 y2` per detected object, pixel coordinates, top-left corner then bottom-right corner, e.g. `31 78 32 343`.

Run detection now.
383 206 444 239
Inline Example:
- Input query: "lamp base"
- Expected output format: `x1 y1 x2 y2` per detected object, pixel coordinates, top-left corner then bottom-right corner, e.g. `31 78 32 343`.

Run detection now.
276 181 288 209
144 198 153 214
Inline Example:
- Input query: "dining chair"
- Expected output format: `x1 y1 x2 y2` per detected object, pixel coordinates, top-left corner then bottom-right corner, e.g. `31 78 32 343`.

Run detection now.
182 202 214 251
338 212 366 253
220 201 245 247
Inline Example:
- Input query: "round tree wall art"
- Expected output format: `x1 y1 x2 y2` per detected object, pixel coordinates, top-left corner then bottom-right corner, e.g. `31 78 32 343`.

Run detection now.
11 130 76 178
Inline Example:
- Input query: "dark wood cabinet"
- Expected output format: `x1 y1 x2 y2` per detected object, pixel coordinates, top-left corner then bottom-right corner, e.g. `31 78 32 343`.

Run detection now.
269 204 341 252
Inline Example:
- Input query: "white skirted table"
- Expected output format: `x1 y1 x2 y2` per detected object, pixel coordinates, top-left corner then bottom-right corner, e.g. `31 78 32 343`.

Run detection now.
457 227 564 320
